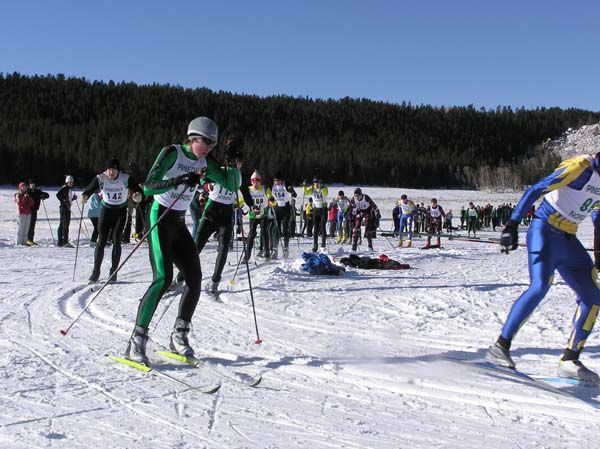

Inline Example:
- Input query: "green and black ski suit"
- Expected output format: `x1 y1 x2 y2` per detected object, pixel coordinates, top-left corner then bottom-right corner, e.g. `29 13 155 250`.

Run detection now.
134 144 230 329
193 166 241 284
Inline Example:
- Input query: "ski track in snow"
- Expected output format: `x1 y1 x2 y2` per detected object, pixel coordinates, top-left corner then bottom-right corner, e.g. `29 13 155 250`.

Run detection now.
1 186 600 448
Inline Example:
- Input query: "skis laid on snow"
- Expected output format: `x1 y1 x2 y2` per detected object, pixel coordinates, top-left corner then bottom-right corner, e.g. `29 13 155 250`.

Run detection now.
155 351 262 388
107 354 221 394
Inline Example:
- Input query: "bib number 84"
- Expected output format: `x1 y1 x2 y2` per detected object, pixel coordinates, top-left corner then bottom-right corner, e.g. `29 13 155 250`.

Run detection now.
580 197 600 212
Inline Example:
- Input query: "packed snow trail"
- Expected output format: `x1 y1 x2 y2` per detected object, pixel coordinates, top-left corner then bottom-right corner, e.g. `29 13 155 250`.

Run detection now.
1 186 600 449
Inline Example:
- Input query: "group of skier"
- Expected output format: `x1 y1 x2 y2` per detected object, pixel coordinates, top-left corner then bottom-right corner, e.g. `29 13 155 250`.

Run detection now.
392 195 448 248
12 114 600 384
236 178 383 258
457 202 518 235
300 185 380 252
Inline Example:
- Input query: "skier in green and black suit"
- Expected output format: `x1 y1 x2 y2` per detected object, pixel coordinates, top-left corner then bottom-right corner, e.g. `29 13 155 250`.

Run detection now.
191 137 243 297
125 117 231 366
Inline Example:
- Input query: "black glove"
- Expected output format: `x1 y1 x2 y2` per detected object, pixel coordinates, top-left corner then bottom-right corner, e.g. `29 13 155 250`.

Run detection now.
172 172 201 188
375 209 381 219
500 220 519 253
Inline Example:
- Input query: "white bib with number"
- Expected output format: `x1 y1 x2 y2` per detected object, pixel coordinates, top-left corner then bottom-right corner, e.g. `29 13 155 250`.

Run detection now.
99 173 129 206
429 205 442 218
271 184 290 207
312 188 325 208
545 171 600 224
155 145 207 211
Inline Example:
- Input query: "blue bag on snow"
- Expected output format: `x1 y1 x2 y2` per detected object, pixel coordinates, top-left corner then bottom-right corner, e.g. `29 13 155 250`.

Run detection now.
301 252 345 276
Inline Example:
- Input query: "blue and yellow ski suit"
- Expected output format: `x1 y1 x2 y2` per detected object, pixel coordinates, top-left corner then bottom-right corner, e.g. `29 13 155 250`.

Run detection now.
501 155 600 355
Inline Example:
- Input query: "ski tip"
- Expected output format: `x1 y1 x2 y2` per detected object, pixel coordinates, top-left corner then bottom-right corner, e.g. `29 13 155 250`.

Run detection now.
249 376 263 387
203 384 222 394
155 350 201 366
107 354 152 372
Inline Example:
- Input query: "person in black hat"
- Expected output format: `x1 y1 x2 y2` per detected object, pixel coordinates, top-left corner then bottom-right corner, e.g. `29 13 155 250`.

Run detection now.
26 179 50 245
348 187 379 252
56 175 77 247
81 157 130 283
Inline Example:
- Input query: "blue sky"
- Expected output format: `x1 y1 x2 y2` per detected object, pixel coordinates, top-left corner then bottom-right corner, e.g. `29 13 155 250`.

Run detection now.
1 0 599 110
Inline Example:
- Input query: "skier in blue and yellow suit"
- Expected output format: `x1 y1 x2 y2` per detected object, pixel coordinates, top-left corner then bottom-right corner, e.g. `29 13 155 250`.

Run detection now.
488 153 600 383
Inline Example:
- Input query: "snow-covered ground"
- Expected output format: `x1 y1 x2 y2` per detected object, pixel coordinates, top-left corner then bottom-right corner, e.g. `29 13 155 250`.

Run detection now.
1 185 599 449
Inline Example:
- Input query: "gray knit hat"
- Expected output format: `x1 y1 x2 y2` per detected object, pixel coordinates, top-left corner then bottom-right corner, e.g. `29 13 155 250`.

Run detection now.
187 117 218 142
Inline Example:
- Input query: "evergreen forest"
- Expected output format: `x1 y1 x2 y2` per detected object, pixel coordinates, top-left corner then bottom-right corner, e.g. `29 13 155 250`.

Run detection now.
1 72 599 189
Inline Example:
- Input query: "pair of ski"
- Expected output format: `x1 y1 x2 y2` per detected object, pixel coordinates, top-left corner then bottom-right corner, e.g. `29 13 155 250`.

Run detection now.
108 351 261 394
446 357 597 405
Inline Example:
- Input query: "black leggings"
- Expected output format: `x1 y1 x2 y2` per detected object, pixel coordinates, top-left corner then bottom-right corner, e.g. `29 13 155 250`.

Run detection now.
57 205 71 246
195 202 233 283
273 204 291 249
312 207 327 249
135 203 201 328
467 217 478 235
27 210 38 242
93 206 127 275
90 217 99 243
246 216 270 258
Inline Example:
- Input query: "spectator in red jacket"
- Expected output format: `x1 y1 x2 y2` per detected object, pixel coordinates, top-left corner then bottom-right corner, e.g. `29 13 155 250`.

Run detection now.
14 182 35 246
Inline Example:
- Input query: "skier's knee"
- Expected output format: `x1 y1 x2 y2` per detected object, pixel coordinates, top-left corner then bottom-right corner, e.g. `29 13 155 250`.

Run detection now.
527 280 551 300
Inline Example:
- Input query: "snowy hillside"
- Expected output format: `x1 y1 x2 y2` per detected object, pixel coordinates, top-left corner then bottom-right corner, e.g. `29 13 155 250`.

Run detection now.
543 122 600 160
1 185 599 449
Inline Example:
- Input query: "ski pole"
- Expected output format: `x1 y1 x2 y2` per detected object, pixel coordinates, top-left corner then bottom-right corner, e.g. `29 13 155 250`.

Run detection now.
74 200 91 238
233 188 262 344
378 227 397 251
234 208 239 262
229 246 247 285
135 204 147 240
297 181 306 249
72 201 85 281
41 199 55 244
269 205 286 255
239 214 262 344
225 163 246 285
60 187 190 336
152 293 177 333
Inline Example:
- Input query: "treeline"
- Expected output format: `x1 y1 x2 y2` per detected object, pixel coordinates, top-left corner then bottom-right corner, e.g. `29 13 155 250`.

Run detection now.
0 72 598 188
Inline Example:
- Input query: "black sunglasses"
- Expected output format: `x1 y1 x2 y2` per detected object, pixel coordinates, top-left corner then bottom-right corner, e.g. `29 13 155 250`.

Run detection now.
193 136 215 146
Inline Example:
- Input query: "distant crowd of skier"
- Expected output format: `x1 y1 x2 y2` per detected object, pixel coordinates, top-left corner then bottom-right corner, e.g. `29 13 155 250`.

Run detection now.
14 177 526 254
